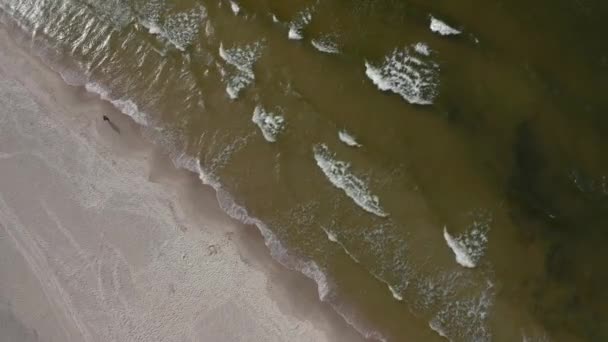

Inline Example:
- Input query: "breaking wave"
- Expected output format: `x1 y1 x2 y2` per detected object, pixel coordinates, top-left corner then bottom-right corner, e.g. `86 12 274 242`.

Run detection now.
251 105 286 142
365 44 440 105
218 40 264 99
429 16 461 36
313 144 388 217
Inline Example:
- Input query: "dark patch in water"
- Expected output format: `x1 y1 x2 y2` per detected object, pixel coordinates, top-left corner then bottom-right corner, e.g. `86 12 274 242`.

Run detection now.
508 119 608 340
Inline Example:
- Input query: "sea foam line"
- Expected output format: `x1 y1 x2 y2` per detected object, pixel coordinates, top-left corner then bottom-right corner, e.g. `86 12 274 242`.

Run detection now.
321 226 361 264
321 225 405 302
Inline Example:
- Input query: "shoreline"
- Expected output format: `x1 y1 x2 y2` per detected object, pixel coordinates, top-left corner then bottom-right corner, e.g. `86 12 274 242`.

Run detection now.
0 20 369 342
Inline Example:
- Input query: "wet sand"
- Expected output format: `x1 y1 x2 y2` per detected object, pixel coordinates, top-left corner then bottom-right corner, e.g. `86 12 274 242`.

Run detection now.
0 26 366 342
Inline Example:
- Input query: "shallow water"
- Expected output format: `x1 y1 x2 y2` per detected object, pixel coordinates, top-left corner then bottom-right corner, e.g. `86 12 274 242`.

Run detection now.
1 0 607 340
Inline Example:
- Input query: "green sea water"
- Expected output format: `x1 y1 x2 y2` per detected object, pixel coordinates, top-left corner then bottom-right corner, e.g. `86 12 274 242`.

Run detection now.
1 0 607 340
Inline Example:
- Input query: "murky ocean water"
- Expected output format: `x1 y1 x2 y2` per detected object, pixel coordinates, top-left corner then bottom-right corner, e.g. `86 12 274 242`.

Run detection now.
1 0 607 340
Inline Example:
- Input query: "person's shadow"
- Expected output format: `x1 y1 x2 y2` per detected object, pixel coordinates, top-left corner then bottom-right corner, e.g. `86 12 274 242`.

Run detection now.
103 115 121 134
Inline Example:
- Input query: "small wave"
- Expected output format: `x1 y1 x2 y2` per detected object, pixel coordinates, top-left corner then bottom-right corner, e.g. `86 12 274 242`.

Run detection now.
82 0 134 29
321 226 361 264
430 16 461 36
84 82 148 126
322 224 411 302
443 227 476 268
288 7 313 40
313 144 388 217
229 1 241 15
413 42 431 56
163 7 207 50
311 35 340 54
429 280 494 341
135 0 163 33
521 330 552 342
428 321 450 340
338 130 361 147
204 20 215 38
443 210 491 268
218 41 263 99
388 285 404 301
252 105 285 142
288 27 304 40
137 4 207 51
365 44 439 105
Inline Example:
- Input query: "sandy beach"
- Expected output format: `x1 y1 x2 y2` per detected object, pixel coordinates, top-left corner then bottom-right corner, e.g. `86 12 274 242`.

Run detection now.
0 25 365 342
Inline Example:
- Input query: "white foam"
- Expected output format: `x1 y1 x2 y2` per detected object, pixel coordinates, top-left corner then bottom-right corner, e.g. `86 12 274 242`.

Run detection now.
218 41 263 99
311 36 340 54
443 211 491 268
313 144 388 217
180 157 334 302
225 73 253 99
388 285 404 301
204 20 215 38
443 226 476 268
219 42 261 72
138 5 207 51
429 280 494 341
414 42 431 56
251 105 285 143
338 130 361 147
288 7 313 40
429 321 450 340
430 16 461 36
323 227 339 242
1 12 385 341
288 27 303 40
84 83 148 126
170 150 390 342
135 0 164 28
521 330 551 342
229 1 240 15
320 226 360 264
365 44 439 105
138 17 163 36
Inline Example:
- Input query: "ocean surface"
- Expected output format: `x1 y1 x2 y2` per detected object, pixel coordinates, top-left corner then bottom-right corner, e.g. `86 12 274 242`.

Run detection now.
1 0 607 340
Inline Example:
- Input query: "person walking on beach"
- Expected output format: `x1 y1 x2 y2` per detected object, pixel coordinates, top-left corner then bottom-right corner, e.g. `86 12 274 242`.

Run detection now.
102 114 120 133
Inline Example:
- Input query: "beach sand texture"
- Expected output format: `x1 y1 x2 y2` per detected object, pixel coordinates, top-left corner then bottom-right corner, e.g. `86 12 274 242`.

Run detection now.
0 27 363 342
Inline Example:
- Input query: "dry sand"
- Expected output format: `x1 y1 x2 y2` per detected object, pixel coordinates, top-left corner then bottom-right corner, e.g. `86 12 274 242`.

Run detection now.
0 24 365 342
